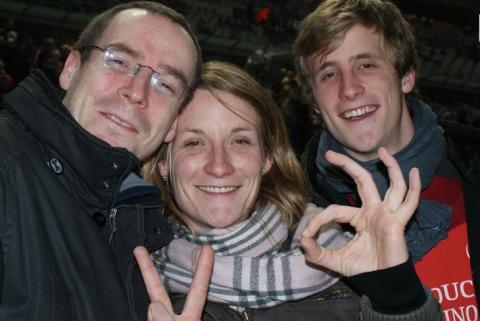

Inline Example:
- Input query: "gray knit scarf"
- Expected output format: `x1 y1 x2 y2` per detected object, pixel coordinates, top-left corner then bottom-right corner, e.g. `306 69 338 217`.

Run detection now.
152 202 348 309
315 97 451 262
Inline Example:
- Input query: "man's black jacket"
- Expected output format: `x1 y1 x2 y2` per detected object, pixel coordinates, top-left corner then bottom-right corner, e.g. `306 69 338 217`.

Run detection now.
0 70 172 321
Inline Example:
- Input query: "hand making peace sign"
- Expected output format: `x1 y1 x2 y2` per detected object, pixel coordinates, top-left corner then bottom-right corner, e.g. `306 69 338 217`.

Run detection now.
133 245 214 321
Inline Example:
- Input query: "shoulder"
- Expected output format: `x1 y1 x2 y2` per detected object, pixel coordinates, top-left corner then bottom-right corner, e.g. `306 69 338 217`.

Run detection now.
440 120 480 146
300 130 335 207
439 121 480 174
0 109 37 170
300 129 323 173
295 203 323 231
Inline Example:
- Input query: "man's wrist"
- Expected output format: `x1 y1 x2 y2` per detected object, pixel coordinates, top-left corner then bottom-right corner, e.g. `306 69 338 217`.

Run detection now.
346 259 426 314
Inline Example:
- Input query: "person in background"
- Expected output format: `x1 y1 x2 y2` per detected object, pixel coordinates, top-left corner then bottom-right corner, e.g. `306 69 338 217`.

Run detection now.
293 0 480 319
0 1 204 320
0 58 14 102
135 60 440 321
0 29 30 83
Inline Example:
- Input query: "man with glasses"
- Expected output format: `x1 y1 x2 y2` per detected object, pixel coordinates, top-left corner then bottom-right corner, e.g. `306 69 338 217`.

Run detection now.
0 2 211 321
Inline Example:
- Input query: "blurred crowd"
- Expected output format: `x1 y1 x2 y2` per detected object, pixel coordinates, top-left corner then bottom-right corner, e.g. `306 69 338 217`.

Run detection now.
0 27 72 101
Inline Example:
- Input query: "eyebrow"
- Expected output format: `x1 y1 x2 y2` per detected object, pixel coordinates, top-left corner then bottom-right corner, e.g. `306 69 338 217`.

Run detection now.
105 42 189 86
316 53 378 71
231 127 254 134
181 128 203 135
180 127 255 136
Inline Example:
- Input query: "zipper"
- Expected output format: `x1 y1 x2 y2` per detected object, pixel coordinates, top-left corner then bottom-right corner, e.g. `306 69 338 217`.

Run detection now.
108 208 118 243
242 310 250 321
299 286 356 302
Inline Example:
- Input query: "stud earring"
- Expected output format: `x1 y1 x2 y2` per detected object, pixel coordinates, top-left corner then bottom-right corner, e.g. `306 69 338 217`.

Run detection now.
161 174 170 191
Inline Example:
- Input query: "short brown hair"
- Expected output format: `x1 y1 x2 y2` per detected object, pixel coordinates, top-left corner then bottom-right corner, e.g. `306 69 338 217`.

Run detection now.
73 1 202 105
293 0 417 102
143 61 307 229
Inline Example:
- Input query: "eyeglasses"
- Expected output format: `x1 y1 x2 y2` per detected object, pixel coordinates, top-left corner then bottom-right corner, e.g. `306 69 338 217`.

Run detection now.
84 45 189 101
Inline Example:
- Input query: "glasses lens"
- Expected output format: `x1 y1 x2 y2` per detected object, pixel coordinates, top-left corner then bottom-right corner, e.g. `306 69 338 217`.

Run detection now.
150 71 185 99
104 48 134 74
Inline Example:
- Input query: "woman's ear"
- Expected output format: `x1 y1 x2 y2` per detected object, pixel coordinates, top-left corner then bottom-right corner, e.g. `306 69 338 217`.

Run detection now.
262 154 273 175
158 161 168 177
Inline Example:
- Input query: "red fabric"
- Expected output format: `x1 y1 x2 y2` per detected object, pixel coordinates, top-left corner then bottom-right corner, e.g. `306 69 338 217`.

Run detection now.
415 176 478 320
255 7 271 23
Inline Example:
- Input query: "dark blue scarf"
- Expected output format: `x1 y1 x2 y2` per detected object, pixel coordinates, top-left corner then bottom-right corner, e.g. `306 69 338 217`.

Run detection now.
315 97 451 261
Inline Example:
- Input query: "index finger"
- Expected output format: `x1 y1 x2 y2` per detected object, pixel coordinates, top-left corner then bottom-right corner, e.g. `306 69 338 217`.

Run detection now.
302 204 357 238
134 246 174 313
182 245 214 320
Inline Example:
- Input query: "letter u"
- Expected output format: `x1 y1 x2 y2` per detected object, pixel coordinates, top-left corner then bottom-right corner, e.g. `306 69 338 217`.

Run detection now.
441 283 460 301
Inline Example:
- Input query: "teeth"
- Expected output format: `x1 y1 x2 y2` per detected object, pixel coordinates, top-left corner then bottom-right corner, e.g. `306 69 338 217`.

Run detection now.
198 186 238 193
107 114 133 128
343 105 377 119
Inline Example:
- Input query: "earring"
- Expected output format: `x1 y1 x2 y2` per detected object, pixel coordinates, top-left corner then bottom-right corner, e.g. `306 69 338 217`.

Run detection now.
161 174 170 191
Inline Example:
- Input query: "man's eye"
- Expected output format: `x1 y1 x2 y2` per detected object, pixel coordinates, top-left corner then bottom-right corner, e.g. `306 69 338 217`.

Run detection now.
151 75 179 96
185 141 200 147
106 57 131 71
158 81 175 94
361 63 374 69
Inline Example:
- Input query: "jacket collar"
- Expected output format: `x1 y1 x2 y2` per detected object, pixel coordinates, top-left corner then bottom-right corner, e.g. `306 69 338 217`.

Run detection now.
4 70 140 206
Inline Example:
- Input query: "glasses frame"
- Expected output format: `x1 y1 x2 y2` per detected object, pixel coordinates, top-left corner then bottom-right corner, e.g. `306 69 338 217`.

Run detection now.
81 45 190 101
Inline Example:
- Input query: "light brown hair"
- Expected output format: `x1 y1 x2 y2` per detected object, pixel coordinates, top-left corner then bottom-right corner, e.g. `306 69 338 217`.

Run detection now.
293 0 417 104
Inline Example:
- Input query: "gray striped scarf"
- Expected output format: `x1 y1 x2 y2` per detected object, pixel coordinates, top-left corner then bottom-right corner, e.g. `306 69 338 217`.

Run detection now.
151 202 348 309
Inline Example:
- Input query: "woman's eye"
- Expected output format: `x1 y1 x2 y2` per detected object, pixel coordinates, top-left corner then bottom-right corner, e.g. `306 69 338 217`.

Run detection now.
235 138 250 145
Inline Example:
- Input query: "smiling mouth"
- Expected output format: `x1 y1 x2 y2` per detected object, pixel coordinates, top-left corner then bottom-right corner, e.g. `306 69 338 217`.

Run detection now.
340 105 378 120
197 186 239 193
102 112 137 132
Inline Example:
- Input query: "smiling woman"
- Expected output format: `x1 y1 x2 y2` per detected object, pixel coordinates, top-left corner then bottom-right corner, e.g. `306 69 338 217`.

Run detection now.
159 88 272 231
145 60 308 232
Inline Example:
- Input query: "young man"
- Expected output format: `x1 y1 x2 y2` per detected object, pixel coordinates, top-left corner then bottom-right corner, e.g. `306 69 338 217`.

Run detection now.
0 2 203 320
293 0 480 319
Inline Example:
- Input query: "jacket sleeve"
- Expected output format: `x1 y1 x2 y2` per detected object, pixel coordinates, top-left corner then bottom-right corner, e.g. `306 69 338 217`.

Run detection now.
347 260 442 321
359 288 442 321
